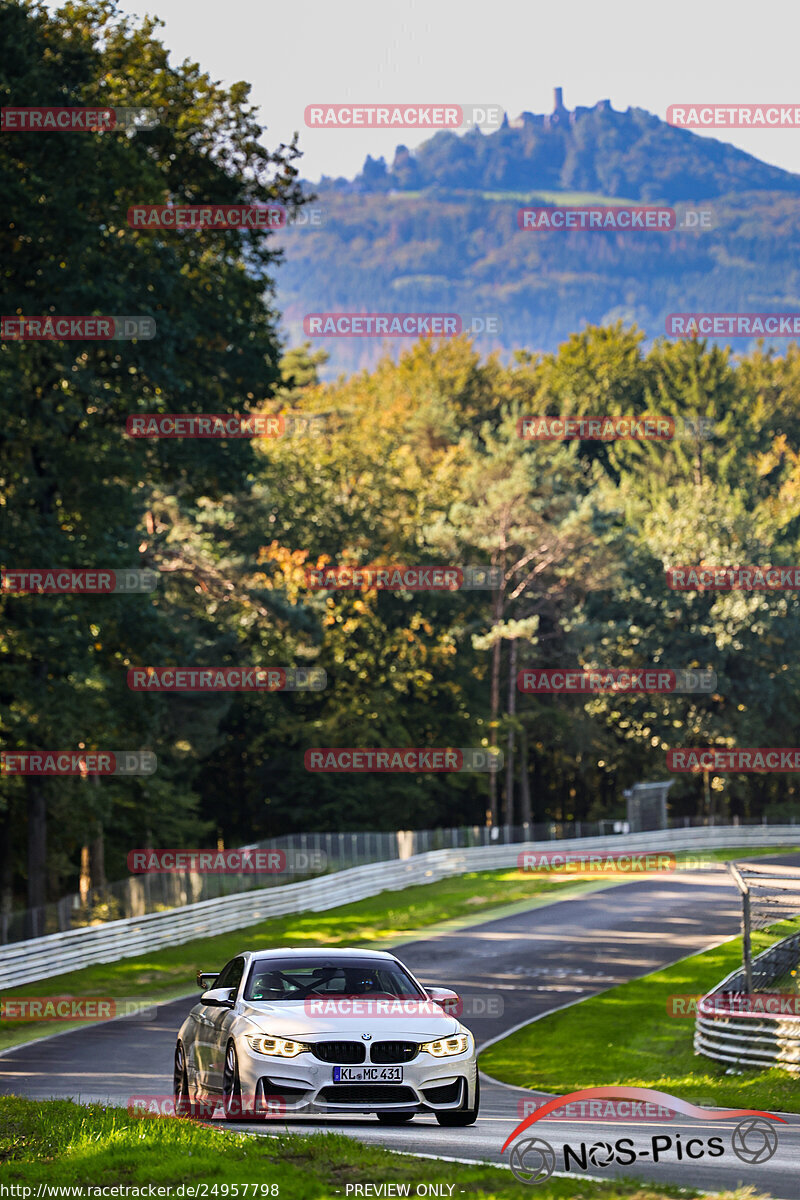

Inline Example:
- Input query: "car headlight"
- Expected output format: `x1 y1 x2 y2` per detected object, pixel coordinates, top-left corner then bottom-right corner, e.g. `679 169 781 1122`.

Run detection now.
420 1033 470 1057
246 1034 310 1057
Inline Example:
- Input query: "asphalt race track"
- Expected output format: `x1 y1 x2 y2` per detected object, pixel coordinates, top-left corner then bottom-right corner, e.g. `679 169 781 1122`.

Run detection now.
3 858 800 1198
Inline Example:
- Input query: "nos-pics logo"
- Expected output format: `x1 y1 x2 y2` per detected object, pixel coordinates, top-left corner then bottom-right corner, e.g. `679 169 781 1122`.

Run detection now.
503 1087 782 1185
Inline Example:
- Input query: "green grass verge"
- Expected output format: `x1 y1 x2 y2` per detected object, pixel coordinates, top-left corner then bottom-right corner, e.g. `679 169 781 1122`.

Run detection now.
479 917 800 1114
0 870 597 1053
2 848 796 1055
0 1095 719 1197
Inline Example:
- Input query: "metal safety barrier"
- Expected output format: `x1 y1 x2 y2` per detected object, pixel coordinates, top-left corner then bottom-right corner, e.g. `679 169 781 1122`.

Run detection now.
4 814 775 945
695 929 800 1074
2 824 799 990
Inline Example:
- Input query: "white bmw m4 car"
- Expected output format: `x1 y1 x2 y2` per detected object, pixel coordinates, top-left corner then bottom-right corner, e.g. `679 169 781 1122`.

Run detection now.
174 947 479 1125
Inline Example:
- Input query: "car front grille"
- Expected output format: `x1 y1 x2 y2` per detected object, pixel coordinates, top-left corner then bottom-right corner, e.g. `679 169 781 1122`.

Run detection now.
311 1041 366 1064
318 1085 417 1104
370 1040 418 1063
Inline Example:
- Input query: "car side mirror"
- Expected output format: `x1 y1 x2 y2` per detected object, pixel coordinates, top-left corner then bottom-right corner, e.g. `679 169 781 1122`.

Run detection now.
201 987 236 1008
425 987 461 1015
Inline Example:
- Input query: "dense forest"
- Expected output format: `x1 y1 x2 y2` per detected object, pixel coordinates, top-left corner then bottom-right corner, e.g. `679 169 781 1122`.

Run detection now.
4 2 800 916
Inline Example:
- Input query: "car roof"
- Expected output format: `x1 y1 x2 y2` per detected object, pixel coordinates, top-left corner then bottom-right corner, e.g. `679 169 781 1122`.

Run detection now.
240 947 398 960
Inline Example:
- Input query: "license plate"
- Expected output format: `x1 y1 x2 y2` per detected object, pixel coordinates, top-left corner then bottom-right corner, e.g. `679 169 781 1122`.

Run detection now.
332 1066 403 1082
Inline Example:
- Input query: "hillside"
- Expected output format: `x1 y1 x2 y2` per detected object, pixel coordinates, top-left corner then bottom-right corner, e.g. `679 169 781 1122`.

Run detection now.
276 91 800 376
339 92 800 202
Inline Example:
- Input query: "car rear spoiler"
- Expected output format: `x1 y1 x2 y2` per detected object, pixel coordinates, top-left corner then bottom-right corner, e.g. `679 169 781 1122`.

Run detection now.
196 971 218 989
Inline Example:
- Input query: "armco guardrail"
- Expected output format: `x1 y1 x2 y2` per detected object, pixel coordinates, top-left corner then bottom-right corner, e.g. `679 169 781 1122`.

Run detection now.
6 815 769 945
2 818 622 944
694 930 800 1074
2 825 799 990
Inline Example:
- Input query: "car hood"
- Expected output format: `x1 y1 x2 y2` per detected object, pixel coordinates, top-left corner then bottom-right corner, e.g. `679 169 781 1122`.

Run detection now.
238 999 461 1040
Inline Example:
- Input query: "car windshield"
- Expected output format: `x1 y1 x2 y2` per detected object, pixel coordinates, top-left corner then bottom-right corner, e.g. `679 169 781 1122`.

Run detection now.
243 957 427 1002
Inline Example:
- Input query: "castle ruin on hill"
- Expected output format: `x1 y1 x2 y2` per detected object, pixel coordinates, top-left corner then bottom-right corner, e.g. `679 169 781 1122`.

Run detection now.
508 87 613 130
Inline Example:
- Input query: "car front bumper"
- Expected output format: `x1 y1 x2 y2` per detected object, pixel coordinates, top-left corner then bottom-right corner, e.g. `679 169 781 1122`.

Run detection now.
235 1042 478 1114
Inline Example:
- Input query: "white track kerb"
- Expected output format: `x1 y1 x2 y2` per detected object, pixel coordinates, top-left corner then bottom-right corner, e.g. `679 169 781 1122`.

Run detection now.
2 825 798 989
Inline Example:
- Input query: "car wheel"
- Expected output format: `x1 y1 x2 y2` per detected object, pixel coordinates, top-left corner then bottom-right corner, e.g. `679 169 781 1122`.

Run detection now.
173 1042 191 1117
174 1041 215 1120
376 1112 415 1124
435 1075 480 1127
222 1041 254 1119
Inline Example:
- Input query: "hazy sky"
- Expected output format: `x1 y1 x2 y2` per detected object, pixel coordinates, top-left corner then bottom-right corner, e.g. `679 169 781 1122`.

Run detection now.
111 0 800 182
